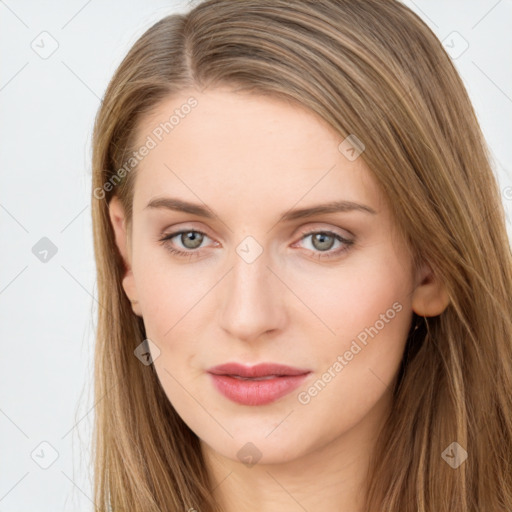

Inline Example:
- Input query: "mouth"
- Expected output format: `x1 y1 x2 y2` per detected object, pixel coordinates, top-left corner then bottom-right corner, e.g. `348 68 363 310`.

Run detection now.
207 362 311 378
229 375 283 381
207 362 311 406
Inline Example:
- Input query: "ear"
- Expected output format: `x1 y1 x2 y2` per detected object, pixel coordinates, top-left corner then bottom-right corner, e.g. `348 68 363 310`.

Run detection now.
411 261 450 317
108 196 142 317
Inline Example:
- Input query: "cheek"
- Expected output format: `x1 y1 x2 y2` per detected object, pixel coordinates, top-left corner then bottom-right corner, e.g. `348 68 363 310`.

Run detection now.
132 241 211 336
286 244 414 419
288 246 413 348
291 265 412 439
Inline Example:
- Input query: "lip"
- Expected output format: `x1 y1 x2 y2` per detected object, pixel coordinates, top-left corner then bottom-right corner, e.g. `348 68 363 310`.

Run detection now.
207 362 311 406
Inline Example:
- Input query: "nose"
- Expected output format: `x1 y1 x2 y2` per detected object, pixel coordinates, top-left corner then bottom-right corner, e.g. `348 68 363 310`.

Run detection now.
218 245 287 343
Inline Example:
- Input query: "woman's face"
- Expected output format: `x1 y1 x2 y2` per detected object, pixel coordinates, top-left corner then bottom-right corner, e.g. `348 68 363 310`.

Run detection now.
110 87 423 467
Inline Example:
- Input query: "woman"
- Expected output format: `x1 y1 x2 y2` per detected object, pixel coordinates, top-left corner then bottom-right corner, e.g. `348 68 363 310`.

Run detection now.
90 1 512 510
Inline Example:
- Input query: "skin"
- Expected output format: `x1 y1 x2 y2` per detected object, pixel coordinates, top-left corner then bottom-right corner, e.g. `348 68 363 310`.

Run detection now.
109 87 449 512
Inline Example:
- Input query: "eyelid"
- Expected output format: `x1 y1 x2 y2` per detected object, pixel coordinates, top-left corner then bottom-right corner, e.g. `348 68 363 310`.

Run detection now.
159 222 215 241
294 222 354 240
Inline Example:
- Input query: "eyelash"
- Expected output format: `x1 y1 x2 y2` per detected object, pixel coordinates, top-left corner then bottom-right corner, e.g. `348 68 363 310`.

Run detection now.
158 228 354 261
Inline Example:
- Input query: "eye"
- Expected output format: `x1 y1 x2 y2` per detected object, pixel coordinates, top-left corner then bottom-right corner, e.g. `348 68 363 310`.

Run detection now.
294 230 354 260
158 229 215 259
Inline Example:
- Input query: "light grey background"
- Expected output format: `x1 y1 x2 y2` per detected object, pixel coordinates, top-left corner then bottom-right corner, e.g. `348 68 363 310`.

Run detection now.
1 1 511 510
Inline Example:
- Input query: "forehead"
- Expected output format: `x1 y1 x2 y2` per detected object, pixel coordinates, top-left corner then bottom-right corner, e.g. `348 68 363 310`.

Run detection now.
131 87 383 216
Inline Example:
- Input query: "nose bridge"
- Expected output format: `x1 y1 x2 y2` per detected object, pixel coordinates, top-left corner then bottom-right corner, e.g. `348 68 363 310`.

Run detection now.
218 238 285 341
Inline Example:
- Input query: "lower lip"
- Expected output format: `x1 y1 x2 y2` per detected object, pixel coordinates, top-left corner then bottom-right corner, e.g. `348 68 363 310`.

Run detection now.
208 373 310 406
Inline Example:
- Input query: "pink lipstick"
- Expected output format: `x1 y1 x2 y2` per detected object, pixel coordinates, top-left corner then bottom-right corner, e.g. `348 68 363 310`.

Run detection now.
207 362 311 406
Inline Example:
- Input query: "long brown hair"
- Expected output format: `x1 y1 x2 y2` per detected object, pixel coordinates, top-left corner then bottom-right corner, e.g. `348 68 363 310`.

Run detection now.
90 1 512 510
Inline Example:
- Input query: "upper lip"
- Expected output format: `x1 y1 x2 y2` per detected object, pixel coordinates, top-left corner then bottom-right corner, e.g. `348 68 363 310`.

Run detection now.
207 362 311 378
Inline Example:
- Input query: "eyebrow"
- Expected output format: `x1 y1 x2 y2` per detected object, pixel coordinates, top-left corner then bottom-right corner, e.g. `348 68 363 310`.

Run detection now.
144 197 377 222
